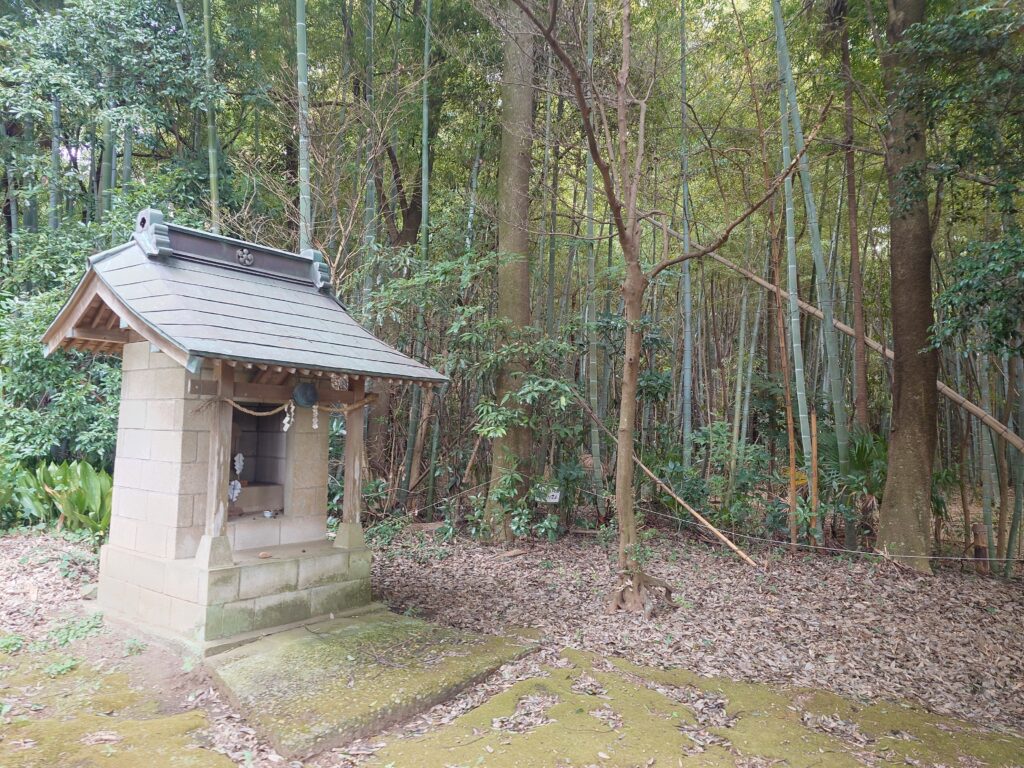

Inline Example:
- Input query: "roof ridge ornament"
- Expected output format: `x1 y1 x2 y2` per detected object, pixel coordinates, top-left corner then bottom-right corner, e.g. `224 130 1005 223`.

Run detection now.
133 208 172 258
302 249 331 293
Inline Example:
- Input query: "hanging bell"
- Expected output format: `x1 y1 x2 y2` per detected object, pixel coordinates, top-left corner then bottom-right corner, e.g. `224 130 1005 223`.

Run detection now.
292 382 319 408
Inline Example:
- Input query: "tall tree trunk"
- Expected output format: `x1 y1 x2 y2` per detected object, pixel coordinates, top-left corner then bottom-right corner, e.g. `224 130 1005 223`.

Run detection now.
613 255 646 593
994 356 1014 561
542 47 556 335
1005 358 1023 576
877 0 937 572
842 22 867 549
399 0 433 508
725 280 749 507
484 0 534 542
979 355 997 563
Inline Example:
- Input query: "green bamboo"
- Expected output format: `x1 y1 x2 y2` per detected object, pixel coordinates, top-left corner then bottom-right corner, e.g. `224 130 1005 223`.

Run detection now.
296 0 311 250
773 0 851 482
24 117 37 232
327 0 353 257
202 0 221 232
419 0 431 264
1 123 19 262
739 256 766 451
398 0 433 507
725 281 750 507
678 0 694 465
120 127 132 186
48 96 60 230
360 0 377 305
399 326 424 506
979 354 997 563
778 86 812 465
1005 358 1023 576
97 108 113 222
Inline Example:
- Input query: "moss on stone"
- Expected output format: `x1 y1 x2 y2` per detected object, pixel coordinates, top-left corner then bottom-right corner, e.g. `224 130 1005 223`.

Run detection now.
368 650 1024 768
207 609 533 758
0 653 231 768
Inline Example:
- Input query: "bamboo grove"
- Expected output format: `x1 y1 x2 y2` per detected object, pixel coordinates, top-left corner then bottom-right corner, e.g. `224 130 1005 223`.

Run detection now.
1 0 1022 600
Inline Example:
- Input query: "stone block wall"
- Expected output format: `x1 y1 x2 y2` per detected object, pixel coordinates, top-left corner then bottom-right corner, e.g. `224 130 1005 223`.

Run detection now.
100 343 365 651
99 541 372 652
108 341 211 560
109 342 329 559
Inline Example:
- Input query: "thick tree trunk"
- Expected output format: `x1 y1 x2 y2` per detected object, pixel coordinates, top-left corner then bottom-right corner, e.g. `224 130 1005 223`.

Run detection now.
484 0 534 542
877 0 937 572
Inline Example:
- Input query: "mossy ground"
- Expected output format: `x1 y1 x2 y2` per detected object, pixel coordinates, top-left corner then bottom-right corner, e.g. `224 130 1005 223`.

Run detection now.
369 649 1024 768
0 649 232 768
208 609 534 758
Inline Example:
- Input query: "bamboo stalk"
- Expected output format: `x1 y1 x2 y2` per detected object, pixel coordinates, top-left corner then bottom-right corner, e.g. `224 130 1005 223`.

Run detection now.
200 0 221 232
296 0 311 249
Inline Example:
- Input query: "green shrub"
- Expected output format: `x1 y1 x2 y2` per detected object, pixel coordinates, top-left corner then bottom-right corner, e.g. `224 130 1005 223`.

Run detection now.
8 461 113 533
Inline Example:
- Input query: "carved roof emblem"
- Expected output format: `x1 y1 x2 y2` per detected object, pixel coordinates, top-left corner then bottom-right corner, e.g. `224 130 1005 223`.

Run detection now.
236 248 254 266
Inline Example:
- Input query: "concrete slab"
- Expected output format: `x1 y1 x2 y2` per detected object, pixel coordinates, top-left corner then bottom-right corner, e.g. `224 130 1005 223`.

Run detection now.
206 608 533 758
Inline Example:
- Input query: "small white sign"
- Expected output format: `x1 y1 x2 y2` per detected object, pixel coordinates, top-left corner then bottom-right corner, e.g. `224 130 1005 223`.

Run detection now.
544 489 562 504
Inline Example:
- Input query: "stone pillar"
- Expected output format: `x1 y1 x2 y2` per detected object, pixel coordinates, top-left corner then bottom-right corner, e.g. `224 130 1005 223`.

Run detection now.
195 360 234 567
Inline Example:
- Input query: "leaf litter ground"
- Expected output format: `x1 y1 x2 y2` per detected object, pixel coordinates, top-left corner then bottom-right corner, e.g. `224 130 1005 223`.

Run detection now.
1 529 1022 767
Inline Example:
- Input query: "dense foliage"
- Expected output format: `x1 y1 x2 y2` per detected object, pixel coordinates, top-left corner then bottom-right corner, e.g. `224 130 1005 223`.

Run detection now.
0 0 1020 574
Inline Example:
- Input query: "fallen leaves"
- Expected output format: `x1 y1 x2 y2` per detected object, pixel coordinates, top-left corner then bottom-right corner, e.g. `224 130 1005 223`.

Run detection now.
374 529 1024 733
491 693 559 733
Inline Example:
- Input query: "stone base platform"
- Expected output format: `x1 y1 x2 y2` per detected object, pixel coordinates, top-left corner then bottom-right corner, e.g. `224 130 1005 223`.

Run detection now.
207 609 534 758
98 538 371 655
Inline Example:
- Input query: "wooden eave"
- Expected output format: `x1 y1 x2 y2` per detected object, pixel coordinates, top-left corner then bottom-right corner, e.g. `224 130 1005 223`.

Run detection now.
42 268 191 366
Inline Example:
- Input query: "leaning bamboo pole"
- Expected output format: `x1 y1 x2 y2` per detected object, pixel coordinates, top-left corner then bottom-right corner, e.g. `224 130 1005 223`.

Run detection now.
699 248 1024 455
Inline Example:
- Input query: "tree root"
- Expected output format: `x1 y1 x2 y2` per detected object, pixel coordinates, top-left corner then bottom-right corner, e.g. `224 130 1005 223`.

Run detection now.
606 570 677 619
